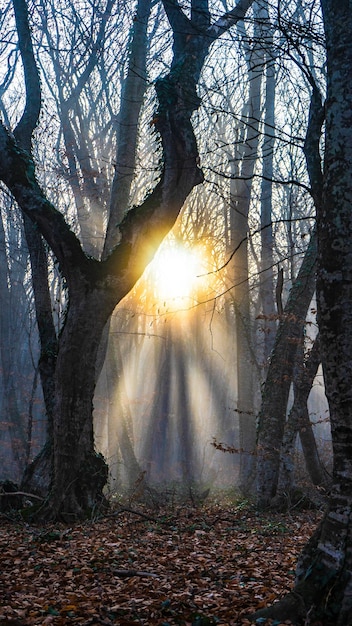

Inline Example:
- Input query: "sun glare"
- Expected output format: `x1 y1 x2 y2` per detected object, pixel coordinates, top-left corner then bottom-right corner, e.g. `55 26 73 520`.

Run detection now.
150 240 207 307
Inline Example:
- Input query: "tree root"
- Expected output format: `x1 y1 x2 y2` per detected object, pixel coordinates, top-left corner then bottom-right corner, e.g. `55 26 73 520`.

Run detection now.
248 590 307 624
0 491 44 501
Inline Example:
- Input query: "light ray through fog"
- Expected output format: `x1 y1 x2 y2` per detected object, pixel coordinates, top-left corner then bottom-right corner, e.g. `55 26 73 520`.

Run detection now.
95 303 241 489
94 230 241 489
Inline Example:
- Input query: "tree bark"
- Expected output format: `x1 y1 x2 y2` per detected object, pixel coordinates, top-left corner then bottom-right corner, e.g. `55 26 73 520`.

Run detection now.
251 2 352 623
0 208 27 480
273 333 330 508
47 287 116 520
256 230 317 508
13 0 57 426
259 11 276 362
11 0 58 493
103 0 152 256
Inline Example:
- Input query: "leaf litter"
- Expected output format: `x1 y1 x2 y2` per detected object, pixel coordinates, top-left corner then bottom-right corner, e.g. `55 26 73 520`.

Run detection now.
0 503 320 625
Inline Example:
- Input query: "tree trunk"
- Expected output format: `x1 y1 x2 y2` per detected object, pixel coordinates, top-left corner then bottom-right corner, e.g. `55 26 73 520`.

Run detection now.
11 0 58 492
273 333 329 509
140 324 173 483
104 337 143 489
19 219 57 497
0 209 26 480
22 215 57 433
103 0 152 255
256 74 325 510
256 230 317 508
259 13 276 362
96 0 152 392
45 287 116 520
230 4 265 489
251 2 352 623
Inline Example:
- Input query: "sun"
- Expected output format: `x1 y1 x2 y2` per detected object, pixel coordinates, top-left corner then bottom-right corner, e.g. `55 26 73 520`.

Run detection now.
149 239 206 307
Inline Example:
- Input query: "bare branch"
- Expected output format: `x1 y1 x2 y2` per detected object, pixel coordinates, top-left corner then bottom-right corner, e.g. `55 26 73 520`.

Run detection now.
0 122 90 282
191 0 210 30
12 0 41 150
303 85 325 207
207 0 254 40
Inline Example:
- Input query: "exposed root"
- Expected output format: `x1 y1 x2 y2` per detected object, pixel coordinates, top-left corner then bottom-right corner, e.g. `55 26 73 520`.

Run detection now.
249 590 307 624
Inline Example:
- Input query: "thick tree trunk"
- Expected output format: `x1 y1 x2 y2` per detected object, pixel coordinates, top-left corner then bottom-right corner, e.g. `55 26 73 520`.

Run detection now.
251 2 352 623
44 287 116 520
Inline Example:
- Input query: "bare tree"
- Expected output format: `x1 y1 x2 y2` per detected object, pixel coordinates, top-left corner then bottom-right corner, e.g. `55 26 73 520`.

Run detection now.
228 2 265 489
0 0 254 520
256 80 324 509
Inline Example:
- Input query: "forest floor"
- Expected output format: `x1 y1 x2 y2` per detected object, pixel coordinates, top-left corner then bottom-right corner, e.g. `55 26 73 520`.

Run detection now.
0 498 321 626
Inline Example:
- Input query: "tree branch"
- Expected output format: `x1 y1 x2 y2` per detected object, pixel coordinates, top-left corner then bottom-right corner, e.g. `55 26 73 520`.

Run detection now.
12 0 41 149
0 123 90 282
207 0 254 40
65 0 115 108
303 85 325 208
191 0 210 30
162 0 194 37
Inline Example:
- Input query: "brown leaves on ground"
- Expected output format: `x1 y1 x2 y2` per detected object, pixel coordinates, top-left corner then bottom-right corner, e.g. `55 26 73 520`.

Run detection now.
0 503 320 625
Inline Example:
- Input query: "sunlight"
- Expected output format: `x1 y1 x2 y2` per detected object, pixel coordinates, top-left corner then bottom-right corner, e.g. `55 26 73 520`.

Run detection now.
150 238 207 307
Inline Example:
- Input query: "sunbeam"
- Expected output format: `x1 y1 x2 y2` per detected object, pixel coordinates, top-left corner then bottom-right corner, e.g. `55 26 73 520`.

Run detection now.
148 237 208 309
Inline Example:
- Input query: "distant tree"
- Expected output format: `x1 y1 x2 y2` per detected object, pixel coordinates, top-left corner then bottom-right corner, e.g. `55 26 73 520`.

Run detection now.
274 332 330 507
256 7 326 508
256 228 318 507
228 1 265 489
0 0 50 483
0 200 30 480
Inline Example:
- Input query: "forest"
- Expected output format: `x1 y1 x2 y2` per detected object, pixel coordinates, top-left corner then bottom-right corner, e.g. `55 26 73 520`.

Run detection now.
0 0 352 623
